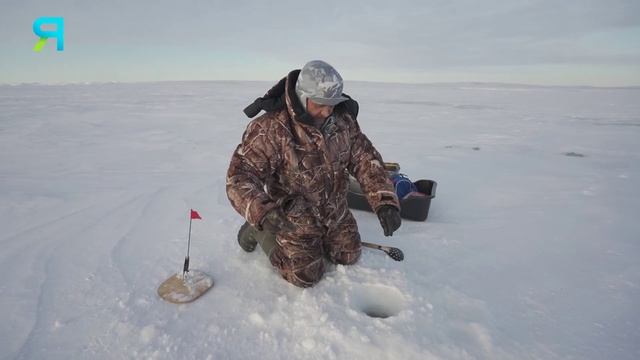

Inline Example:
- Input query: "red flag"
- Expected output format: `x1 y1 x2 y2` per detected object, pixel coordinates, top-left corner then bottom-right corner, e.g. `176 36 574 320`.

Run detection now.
190 209 202 220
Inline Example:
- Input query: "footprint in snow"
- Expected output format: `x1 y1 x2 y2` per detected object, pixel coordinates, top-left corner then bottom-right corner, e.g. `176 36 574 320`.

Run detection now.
564 151 586 157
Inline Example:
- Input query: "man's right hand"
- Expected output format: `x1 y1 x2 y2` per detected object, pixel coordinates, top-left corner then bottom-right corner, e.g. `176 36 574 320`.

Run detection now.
260 208 296 234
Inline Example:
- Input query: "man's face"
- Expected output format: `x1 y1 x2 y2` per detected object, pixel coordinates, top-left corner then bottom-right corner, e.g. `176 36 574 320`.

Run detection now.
306 99 334 121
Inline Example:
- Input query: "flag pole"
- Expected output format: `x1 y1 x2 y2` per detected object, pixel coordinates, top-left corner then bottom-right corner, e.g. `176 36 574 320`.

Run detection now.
183 210 193 278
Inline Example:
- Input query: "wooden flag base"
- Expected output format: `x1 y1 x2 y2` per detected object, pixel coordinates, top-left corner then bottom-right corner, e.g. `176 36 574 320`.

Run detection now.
157 270 213 304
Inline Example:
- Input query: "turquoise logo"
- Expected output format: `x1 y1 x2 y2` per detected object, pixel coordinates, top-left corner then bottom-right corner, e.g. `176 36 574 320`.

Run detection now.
33 17 64 52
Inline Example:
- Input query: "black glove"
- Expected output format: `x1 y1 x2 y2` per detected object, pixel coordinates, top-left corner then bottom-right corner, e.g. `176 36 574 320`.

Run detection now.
377 205 401 236
260 208 296 234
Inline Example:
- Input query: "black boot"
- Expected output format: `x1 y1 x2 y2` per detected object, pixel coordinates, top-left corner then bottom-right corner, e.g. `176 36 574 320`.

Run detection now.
237 221 258 252
237 221 278 256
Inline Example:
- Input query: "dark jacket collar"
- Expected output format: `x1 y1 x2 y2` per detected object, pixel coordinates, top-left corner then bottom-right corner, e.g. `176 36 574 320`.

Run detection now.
284 70 315 127
242 69 359 127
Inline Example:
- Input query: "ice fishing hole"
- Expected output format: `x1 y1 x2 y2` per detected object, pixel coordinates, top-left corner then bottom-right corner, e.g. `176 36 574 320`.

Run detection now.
351 284 407 319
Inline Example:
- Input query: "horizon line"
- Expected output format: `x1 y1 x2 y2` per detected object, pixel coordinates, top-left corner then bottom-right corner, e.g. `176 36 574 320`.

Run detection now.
1 79 639 90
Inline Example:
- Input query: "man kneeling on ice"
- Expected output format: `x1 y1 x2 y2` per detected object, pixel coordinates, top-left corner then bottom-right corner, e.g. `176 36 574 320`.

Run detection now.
226 60 401 287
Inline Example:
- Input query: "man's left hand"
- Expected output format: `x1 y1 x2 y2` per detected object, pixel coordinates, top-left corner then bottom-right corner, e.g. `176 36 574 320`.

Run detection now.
377 205 401 236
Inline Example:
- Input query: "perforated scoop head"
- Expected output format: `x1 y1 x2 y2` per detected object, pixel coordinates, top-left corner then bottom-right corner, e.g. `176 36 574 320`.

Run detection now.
386 247 404 261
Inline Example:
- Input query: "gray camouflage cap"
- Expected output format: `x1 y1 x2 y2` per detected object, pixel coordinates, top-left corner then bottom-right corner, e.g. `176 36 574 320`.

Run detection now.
295 60 348 107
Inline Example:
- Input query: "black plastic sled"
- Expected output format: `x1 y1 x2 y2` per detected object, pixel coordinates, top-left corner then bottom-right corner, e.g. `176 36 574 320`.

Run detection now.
347 176 437 222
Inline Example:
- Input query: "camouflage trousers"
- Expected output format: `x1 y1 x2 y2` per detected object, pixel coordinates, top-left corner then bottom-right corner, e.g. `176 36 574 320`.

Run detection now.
252 199 362 288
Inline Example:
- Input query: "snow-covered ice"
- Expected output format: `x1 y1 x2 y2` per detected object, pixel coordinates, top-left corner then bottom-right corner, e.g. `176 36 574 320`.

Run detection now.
1 81 639 359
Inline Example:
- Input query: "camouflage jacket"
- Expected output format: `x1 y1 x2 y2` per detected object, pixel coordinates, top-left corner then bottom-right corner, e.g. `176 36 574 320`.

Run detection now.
226 70 399 230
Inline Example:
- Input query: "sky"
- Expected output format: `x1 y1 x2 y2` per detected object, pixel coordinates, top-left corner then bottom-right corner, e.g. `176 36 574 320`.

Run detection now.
1 0 639 86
